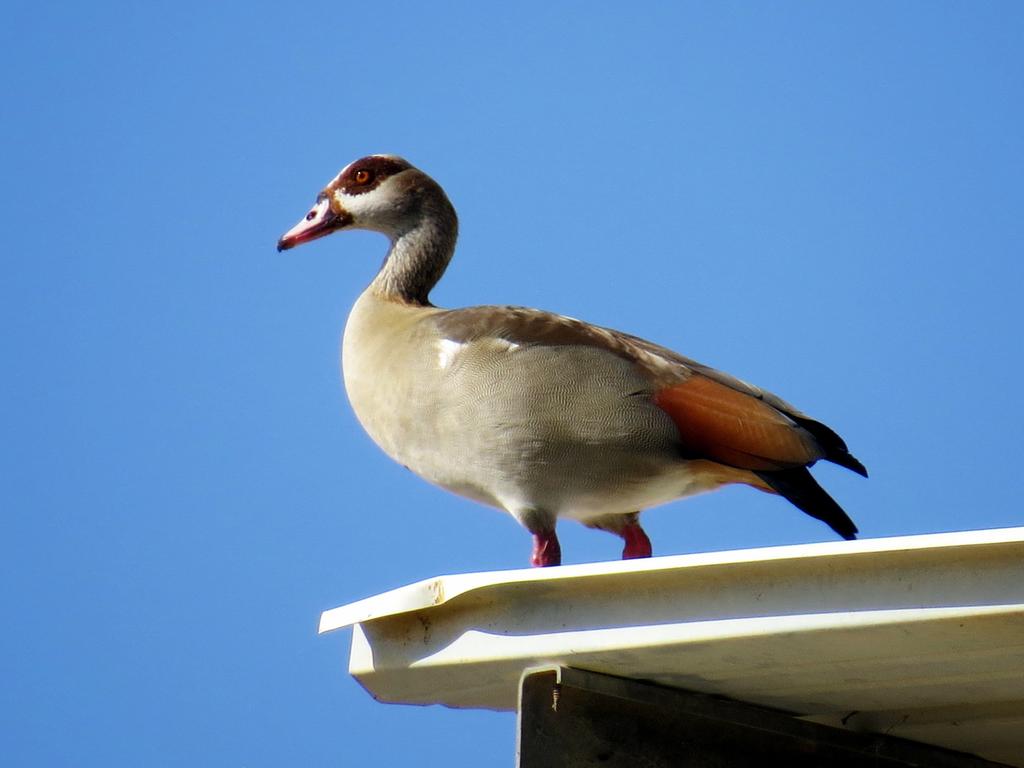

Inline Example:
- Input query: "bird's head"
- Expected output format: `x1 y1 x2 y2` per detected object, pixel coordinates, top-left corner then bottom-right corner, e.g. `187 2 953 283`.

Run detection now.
277 155 432 251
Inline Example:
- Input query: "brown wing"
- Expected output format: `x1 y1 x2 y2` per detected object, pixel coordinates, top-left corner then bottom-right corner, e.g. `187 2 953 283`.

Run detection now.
652 374 824 471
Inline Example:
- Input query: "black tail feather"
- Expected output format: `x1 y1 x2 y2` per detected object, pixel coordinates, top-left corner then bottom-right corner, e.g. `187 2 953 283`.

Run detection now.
828 450 869 479
754 467 859 540
791 416 869 478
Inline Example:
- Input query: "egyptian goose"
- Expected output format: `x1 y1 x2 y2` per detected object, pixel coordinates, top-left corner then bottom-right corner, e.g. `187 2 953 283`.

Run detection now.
278 155 867 567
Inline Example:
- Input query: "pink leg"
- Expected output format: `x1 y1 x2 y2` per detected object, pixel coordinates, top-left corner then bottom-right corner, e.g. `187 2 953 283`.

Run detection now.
621 520 652 560
531 531 562 567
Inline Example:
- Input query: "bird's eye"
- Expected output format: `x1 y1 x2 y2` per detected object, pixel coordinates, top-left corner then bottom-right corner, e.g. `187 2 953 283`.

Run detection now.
354 169 372 184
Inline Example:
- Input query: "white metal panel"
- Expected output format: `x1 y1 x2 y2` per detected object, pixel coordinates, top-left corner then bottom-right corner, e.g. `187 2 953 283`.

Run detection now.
320 527 1024 766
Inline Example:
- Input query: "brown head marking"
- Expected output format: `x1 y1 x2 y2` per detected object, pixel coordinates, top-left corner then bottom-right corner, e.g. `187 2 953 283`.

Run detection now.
333 156 412 196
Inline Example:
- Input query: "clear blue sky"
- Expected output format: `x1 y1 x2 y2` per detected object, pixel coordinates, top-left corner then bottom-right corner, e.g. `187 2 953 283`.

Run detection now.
4 3 1023 766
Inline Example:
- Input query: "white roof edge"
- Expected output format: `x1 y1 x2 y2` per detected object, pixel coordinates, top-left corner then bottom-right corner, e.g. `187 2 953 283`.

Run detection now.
318 526 1024 634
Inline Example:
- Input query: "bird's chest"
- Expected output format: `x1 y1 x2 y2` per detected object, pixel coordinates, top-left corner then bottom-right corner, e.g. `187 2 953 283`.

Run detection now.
340 296 555 505
341 295 446 463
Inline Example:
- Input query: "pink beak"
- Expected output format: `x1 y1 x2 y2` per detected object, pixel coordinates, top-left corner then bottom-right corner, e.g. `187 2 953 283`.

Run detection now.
277 197 348 251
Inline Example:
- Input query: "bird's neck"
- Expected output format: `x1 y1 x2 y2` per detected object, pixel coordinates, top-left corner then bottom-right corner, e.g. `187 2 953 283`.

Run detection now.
370 202 458 306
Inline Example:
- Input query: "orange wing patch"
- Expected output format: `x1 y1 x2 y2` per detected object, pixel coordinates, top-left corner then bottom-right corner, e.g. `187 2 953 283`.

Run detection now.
653 375 825 471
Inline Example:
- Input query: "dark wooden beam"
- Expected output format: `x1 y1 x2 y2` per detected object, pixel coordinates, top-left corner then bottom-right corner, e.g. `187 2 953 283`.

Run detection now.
517 667 1011 768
